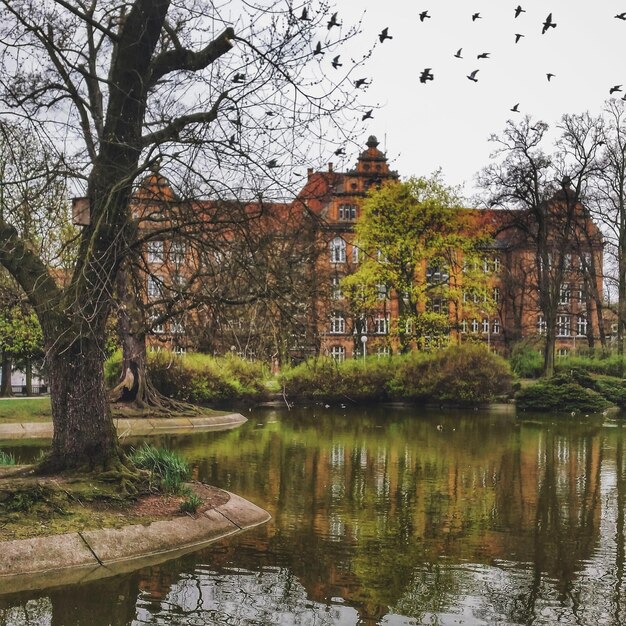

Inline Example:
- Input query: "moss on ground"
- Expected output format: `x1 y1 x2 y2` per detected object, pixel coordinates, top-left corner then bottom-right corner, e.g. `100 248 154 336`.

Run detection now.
0 398 51 423
0 467 204 542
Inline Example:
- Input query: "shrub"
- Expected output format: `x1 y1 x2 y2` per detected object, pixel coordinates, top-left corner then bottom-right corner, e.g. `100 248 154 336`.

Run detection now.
0 450 16 466
509 340 544 378
555 354 626 378
516 377 611 414
429 344 513 405
593 375 626 408
130 444 190 494
386 351 437 400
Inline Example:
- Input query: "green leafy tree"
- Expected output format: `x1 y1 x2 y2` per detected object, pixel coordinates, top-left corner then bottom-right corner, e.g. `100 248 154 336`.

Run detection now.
342 175 491 352
0 305 43 396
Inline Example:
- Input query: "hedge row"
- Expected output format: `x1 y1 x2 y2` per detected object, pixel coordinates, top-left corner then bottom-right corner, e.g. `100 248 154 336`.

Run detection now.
279 344 513 406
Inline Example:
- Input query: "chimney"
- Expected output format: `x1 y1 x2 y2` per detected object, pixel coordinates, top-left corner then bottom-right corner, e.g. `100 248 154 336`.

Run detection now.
328 162 333 172
307 167 313 179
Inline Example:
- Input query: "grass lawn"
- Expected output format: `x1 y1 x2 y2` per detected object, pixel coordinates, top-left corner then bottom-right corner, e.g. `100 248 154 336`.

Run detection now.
0 397 52 423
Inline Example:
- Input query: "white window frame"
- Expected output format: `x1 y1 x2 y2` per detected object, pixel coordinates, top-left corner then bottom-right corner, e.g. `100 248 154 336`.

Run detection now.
376 283 388 300
557 315 571 337
576 315 588 337
559 284 570 306
373 314 389 335
170 241 186 265
330 345 345 361
537 315 546 335
330 312 346 334
471 318 479 333
330 237 346 263
331 276 344 300
493 287 500 303
482 318 490 334
377 345 391 358
492 318 500 334
352 244 360 264
171 320 184 335
147 240 164 263
147 276 162 299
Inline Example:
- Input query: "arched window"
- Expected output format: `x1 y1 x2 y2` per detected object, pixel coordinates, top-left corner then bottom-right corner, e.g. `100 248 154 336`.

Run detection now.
330 237 346 263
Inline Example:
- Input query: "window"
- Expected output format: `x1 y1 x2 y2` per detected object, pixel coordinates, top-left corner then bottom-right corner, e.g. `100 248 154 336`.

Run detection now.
152 321 164 334
173 345 186 356
537 315 546 335
376 249 387 263
330 312 346 334
557 348 569 358
352 245 360 264
338 204 357 221
353 317 367 334
493 256 501 273
331 276 343 300
373 314 389 335
471 318 479 333
171 321 184 335
482 318 490 334
147 276 161 299
377 283 388 300
576 315 588 337
377 346 391 358
330 345 345 361
426 264 449 284
557 315 571 337
492 318 501 334
427 297 446 313
576 288 585 304
405 318 414 334
559 284 570 306
564 253 572 269
330 237 346 263
482 257 490 273
147 240 164 263
493 287 500 303
580 252 592 270
170 241 186 264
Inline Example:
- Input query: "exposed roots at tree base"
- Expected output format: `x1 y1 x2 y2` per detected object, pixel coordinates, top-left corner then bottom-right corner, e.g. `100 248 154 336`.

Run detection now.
110 376 202 417
34 450 148 496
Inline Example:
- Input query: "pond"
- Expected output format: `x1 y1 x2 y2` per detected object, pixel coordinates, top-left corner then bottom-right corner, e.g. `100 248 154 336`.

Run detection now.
1 405 626 625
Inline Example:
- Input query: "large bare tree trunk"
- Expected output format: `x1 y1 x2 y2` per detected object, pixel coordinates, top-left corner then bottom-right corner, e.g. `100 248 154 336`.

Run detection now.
46 338 121 471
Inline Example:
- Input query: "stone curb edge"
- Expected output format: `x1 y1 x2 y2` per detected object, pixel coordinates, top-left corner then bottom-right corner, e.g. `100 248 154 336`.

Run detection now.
0 413 247 440
0 488 270 596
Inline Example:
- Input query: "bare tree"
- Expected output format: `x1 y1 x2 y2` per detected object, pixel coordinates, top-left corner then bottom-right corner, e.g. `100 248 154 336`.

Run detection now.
0 0 371 473
477 117 603 377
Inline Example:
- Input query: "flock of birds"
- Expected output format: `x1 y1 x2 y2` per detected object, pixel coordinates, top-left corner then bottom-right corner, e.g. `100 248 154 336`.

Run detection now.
416 5 626 113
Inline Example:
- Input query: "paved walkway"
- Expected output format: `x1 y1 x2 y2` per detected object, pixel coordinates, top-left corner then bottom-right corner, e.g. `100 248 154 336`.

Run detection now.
0 412 247 439
0 488 270 595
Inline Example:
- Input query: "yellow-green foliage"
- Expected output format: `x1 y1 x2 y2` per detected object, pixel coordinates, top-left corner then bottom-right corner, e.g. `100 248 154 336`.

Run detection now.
105 350 269 403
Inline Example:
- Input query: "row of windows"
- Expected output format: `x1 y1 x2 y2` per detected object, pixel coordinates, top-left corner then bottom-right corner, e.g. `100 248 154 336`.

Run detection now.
537 315 588 337
461 318 501 334
330 313 390 335
542 252 593 271
151 319 185 335
329 345 391 361
558 285 587 306
147 240 186 265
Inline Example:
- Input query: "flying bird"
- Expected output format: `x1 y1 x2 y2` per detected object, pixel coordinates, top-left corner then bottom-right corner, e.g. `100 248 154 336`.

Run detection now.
334 147 345 156
610 85 623 94
228 134 236 146
362 109 373 121
514 5 525 18
467 69 479 82
232 73 245 83
542 13 556 34
331 55 342 69
615 12 626 20
327 12 340 29
454 48 463 58
472 12 481 21
379 27 392 42
515 33 524 43
300 7 310 21
266 159 278 168
546 73 555 81
477 52 490 59
510 103 520 112
313 41 324 56
354 77 369 88
419 68 434 83
419 10 431 21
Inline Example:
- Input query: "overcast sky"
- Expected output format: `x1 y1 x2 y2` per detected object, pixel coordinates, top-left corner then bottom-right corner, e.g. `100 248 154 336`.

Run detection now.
332 0 626 199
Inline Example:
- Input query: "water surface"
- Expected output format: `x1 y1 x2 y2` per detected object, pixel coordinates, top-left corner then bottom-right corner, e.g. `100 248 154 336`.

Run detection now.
1 405 625 625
